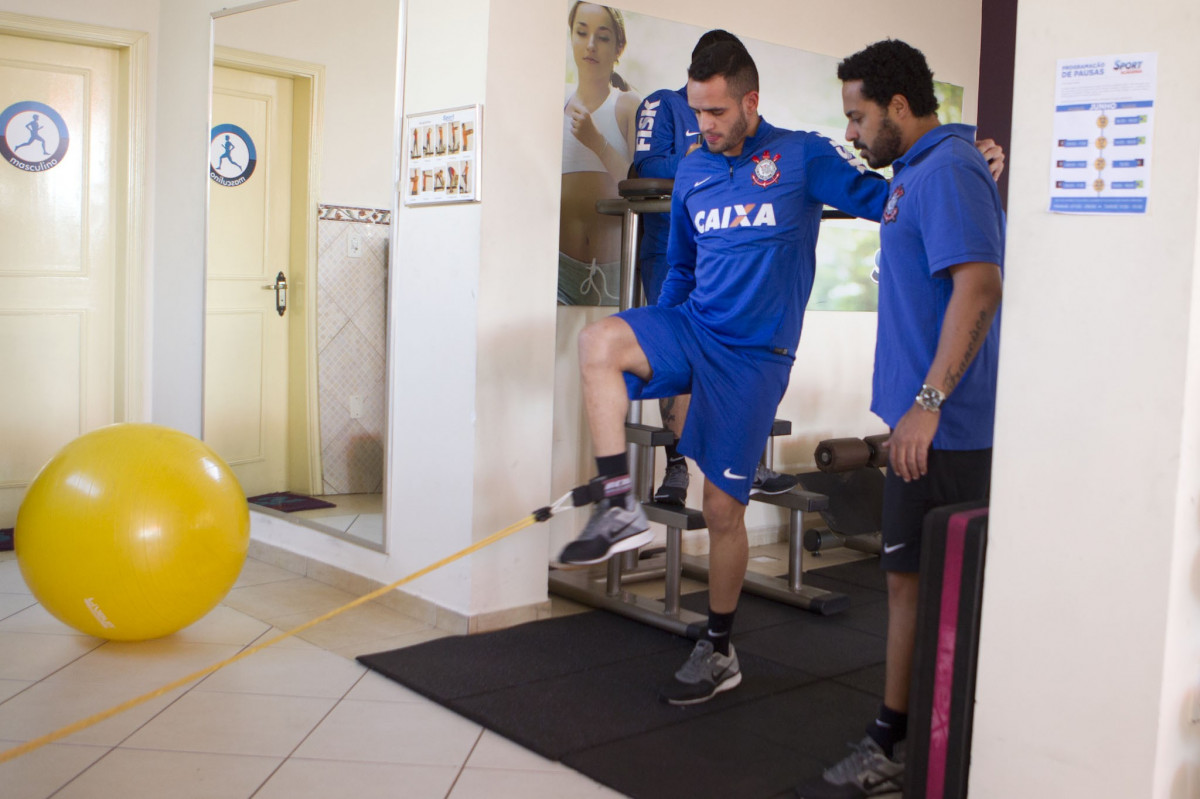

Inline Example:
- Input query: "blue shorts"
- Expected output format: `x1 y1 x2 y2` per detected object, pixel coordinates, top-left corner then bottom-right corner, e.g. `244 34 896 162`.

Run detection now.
619 305 792 504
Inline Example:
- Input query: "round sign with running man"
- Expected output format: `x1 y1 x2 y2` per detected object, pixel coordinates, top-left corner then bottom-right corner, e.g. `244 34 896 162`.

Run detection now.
0 101 70 173
209 123 257 186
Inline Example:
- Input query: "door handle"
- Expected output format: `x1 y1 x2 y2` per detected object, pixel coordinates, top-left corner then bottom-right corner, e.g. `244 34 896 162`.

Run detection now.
261 271 287 316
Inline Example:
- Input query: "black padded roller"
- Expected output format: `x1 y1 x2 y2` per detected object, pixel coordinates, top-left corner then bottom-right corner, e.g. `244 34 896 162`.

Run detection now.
814 438 872 472
863 434 890 468
803 527 830 553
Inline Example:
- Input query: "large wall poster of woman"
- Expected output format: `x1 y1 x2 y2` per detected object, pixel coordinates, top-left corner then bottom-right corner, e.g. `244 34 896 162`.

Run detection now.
556 5 964 311
558 2 641 306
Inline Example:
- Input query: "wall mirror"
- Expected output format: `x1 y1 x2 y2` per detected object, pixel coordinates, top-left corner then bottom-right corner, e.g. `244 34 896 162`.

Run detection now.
204 0 401 551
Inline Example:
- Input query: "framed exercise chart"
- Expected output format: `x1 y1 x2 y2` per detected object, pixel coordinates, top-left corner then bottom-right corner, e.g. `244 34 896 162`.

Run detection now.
403 104 481 206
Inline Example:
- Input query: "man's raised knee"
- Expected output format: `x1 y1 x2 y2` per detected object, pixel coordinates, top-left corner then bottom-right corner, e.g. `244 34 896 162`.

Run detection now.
579 317 643 374
579 318 617 361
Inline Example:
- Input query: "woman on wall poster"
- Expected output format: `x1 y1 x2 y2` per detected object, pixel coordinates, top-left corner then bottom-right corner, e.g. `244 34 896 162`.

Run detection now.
558 2 640 306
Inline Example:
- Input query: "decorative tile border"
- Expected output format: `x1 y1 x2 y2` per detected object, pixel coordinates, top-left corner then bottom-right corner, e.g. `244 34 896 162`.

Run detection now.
318 204 391 224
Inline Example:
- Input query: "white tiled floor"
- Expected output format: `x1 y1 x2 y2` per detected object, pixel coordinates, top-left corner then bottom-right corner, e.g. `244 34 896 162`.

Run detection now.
1 528 871 799
0 550 624 799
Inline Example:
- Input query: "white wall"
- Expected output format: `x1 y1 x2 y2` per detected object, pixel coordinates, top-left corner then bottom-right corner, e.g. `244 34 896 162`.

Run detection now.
1159 176 1200 796
467 3 564 613
212 0 399 209
971 2 1200 796
382 0 492 612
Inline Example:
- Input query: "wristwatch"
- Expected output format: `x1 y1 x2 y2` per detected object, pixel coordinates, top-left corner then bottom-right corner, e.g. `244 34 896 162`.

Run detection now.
915 384 945 413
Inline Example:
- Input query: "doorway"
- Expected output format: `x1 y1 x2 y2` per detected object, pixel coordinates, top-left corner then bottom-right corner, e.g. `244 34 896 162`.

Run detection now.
0 16 147 529
205 60 304 497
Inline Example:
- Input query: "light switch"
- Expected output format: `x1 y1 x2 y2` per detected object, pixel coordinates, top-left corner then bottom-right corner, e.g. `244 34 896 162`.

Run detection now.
348 233 363 258
348 395 364 419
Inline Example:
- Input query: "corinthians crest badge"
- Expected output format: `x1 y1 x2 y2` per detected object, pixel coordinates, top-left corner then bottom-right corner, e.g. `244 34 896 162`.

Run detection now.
751 150 781 187
883 184 904 223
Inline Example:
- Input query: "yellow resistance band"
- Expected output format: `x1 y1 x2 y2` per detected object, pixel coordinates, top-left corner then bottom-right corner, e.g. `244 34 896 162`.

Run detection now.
0 505 556 765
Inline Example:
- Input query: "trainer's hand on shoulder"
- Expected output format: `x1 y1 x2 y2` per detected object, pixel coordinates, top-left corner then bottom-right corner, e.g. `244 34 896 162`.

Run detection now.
885 405 939 482
974 138 1005 182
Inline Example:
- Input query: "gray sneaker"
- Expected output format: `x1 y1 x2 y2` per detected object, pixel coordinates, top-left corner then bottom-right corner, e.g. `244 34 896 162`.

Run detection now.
794 736 904 798
657 639 742 705
557 492 651 565
750 463 800 495
653 459 690 506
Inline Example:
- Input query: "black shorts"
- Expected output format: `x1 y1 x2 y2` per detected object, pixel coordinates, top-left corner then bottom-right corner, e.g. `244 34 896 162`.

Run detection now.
880 448 992 572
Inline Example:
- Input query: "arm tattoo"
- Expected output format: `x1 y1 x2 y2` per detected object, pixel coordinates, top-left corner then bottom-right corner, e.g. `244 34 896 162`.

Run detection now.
943 309 990 393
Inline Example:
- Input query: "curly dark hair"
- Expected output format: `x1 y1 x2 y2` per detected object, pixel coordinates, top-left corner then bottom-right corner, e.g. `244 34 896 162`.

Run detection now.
688 40 758 99
837 39 938 117
691 29 743 61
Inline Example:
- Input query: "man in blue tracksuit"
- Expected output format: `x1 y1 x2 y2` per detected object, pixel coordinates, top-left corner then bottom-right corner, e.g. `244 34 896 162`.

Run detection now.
633 31 736 306
797 40 1005 799
557 41 892 705
633 30 799 506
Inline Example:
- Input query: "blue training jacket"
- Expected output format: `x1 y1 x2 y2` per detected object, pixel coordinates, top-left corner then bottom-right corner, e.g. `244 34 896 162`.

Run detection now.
662 118 889 355
633 87 696 265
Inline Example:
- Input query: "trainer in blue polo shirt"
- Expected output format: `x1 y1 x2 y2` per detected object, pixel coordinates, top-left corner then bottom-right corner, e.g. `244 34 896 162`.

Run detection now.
872 121 1005 450
798 39 1005 799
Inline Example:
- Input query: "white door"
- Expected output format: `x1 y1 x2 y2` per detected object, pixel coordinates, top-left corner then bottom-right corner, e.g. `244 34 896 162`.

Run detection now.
204 66 295 497
0 34 122 528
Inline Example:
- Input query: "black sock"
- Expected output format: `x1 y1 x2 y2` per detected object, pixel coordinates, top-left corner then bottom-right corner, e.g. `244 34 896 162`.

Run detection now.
706 607 736 656
866 703 907 759
596 453 628 479
663 443 685 465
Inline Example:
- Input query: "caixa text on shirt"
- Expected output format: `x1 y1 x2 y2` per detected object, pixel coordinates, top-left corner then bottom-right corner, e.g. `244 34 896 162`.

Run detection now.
693 202 776 232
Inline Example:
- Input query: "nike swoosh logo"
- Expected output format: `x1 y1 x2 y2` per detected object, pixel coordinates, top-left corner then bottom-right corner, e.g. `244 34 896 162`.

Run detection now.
693 176 712 188
685 130 700 137
883 542 906 554
722 468 747 480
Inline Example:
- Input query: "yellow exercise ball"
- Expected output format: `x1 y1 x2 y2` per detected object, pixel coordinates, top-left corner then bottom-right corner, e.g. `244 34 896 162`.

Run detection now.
15 423 249 641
